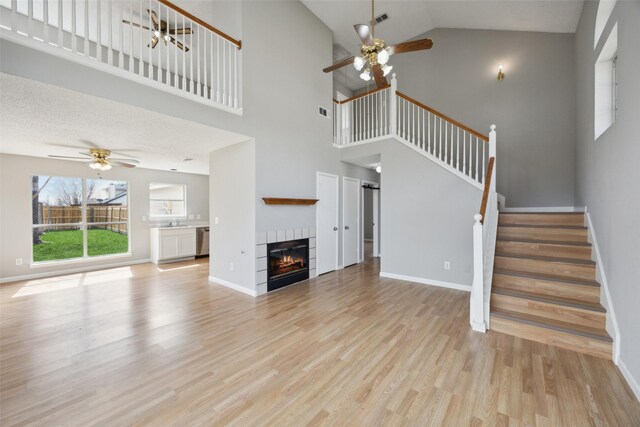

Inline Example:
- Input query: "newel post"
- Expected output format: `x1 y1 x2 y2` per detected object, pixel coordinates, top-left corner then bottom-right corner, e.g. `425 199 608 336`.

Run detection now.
489 124 497 193
470 213 486 332
390 73 398 136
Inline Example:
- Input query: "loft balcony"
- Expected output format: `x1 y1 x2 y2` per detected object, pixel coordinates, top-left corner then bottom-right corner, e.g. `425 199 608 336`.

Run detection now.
0 0 242 114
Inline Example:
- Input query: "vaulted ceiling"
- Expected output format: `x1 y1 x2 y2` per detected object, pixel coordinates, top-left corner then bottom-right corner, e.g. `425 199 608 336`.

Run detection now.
303 0 585 90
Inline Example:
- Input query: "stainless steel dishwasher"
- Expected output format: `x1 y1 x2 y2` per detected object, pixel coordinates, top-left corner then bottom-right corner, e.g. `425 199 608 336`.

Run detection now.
196 226 209 256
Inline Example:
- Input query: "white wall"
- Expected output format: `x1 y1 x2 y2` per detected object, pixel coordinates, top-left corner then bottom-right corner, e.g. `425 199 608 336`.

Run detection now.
0 153 209 281
340 139 480 288
387 28 576 208
574 0 640 398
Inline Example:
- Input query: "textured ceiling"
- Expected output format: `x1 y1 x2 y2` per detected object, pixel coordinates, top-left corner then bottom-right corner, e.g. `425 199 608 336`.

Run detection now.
0 73 250 175
305 0 584 90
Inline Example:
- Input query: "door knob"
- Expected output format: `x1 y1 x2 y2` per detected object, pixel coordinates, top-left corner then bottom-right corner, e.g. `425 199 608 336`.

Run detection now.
345 226 350 230
333 227 338 231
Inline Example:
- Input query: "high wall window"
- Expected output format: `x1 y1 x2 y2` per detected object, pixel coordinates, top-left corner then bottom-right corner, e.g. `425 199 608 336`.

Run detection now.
149 183 187 218
594 23 617 139
31 176 129 263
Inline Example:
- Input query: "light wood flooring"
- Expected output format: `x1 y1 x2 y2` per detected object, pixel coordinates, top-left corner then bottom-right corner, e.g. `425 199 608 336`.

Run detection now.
1 253 639 426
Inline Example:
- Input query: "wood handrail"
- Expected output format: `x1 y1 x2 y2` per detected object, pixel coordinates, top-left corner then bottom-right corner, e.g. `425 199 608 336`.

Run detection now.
158 0 242 49
336 85 391 105
395 91 489 142
478 157 495 224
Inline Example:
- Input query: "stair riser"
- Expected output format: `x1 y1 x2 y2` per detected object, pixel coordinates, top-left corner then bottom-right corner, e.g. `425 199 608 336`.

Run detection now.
496 241 593 261
495 257 596 281
491 294 605 330
499 214 585 227
493 274 600 304
490 315 612 360
498 227 588 243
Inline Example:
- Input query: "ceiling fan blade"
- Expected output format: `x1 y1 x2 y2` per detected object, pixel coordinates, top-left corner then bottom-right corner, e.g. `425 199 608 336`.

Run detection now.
354 24 373 46
169 36 189 52
108 158 140 163
122 20 151 31
371 64 388 89
48 155 90 160
147 9 160 27
388 38 433 55
169 27 192 35
323 56 355 73
112 161 137 168
149 36 159 49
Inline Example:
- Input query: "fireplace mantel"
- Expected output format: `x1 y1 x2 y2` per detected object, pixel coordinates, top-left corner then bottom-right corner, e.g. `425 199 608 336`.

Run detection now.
262 198 319 206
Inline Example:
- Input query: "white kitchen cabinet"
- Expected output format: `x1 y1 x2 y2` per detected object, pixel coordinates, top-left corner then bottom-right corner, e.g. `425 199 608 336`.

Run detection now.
150 227 196 264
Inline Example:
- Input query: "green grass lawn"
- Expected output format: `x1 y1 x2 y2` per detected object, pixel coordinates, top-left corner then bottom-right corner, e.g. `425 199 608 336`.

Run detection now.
33 229 128 262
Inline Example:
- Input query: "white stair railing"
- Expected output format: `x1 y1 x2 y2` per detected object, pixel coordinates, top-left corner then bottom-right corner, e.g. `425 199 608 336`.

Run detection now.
0 0 242 113
470 125 498 333
333 74 490 187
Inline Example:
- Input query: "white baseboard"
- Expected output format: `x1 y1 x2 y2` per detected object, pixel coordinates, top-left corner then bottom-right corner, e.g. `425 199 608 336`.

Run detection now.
379 272 471 292
337 264 345 270
619 359 640 401
208 276 257 297
0 259 151 283
501 206 584 213
585 210 620 362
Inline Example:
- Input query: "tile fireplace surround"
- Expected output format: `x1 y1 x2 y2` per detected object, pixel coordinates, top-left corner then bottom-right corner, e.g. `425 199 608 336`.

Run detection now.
256 228 317 295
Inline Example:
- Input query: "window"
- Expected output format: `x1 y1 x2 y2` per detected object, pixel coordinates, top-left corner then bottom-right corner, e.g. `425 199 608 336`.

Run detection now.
594 23 617 140
31 176 129 263
149 183 187 218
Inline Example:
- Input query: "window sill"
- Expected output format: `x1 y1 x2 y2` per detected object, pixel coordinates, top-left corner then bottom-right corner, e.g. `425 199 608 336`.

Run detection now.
30 253 133 269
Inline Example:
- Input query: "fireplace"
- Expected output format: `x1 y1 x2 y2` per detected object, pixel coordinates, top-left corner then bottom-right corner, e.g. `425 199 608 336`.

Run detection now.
267 238 309 291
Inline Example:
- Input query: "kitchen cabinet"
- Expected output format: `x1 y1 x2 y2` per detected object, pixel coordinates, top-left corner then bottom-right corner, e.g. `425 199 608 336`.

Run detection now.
150 227 196 264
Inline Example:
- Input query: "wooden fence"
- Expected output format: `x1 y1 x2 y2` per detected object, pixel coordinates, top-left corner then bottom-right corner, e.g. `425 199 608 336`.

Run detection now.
37 205 128 234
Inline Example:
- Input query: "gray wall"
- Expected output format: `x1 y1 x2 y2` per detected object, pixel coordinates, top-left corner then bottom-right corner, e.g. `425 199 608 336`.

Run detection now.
209 140 256 291
340 139 480 287
390 28 576 208
0 153 209 280
574 1 640 392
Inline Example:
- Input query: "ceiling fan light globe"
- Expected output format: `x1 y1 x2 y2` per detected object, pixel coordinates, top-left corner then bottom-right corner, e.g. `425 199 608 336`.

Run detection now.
354 56 366 71
377 49 389 65
154 30 160 37
89 161 101 170
360 70 371 81
100 163 112 171
375 165 382 173
382 64 393 76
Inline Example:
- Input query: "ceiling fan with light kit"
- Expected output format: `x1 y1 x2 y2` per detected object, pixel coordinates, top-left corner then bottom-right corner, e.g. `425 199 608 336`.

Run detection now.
323 0 433 88
48 148 140 171
123 9 191 52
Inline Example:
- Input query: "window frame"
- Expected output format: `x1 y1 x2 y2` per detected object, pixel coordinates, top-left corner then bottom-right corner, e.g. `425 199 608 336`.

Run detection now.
149 183 188 219
30 175 131 266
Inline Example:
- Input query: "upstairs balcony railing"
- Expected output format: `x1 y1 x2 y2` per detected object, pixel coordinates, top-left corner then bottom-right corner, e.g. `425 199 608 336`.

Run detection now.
0 0 242 114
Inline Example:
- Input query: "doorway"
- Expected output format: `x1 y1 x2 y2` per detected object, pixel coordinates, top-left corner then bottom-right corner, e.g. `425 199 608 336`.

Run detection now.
361 180 380 260
316 172 339 275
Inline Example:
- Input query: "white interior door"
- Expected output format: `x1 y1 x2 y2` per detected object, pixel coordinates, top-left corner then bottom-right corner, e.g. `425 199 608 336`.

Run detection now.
343 177 360 267
316 172 339 275
372 189 380 257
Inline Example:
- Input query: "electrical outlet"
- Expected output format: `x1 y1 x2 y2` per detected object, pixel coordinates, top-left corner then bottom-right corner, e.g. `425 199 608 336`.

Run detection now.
215 217 219 224
15 258 23 266
229 262 234 271
197 214 201 220
188 214 194 220
444 261 451 270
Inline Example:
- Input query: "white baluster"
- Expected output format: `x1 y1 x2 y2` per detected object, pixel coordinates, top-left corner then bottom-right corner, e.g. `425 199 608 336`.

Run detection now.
489 125 497 192
71 0 77 52
96 0 101 61
389 74 397 136
470 213 486 332
10 0 17 32
234 47 239 108
480 139 485 184
439 117 443 160
165 6 169 86
148 0 153 79
215 37 220 101
209 31 214 97
119 1 124 69
139 0 144 76
463 132 467 176
83 0 89 56
456 129 460 170
474 137 479 181
196 23 201 96
43 0 49 44
128 0 134 72
190 20 195 94
445 121 448 164
108 0 113 65
58 0 64 48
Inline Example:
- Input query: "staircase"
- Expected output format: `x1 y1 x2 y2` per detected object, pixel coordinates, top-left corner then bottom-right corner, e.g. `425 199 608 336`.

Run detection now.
489 212 612 359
